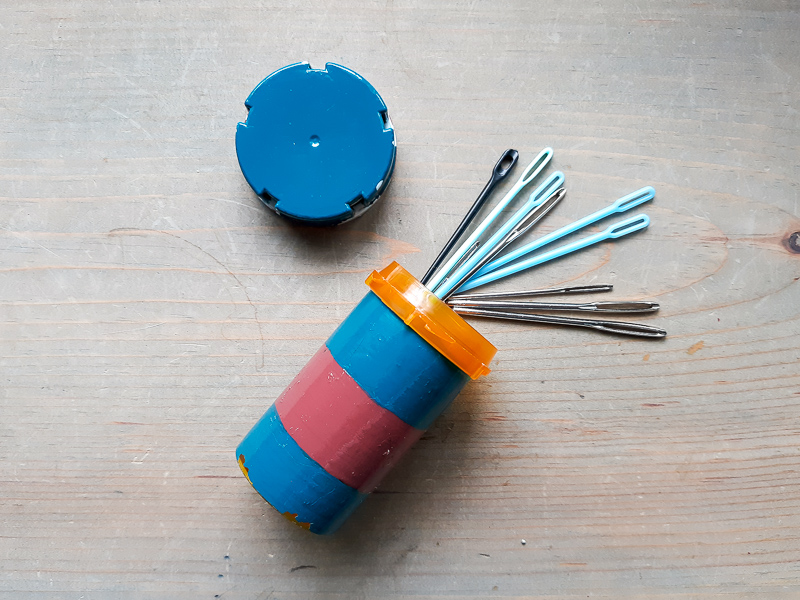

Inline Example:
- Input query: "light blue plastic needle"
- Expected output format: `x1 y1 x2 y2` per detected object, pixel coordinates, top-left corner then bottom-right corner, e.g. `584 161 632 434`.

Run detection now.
456 213 651 293
432 176 564 300
425 147 554 291
472 186 655 280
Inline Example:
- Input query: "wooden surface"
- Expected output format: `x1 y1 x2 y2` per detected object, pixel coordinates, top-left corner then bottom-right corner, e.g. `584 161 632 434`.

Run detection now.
2 1 799 598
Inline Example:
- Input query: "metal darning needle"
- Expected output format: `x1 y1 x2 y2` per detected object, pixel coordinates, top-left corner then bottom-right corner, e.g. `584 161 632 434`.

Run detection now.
447 299 660 314
450 284 614 301
452 307 667 339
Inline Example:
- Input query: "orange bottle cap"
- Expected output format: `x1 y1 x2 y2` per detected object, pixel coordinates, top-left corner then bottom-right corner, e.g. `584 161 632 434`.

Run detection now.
366 262 496 379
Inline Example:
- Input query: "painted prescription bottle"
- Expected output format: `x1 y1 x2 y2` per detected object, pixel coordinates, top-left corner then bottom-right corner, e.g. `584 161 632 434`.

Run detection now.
236 262 496 534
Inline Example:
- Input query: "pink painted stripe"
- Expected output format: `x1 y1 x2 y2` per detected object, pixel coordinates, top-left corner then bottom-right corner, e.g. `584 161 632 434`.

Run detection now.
275 346 422 492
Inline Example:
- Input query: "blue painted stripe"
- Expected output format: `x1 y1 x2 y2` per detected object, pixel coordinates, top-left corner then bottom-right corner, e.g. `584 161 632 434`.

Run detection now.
326 292 469 430
236 405 366 535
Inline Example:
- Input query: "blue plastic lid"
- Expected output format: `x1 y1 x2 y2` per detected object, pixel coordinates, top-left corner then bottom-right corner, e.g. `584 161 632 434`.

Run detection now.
236 62 396 226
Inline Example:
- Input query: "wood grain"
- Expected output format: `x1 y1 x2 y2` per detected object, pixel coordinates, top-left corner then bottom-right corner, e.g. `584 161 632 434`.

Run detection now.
1 1 798 598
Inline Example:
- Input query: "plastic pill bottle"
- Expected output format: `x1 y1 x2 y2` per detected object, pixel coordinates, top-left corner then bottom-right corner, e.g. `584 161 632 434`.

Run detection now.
236 262 496 533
